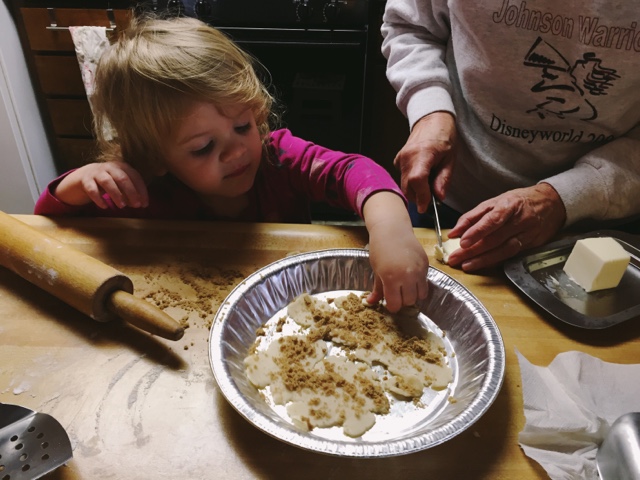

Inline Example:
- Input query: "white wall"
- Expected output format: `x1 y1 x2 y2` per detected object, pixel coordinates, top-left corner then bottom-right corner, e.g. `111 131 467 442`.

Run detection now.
0 2 56 214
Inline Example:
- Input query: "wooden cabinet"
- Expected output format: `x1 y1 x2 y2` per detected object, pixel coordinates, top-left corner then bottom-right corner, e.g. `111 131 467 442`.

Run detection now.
10 4 131 171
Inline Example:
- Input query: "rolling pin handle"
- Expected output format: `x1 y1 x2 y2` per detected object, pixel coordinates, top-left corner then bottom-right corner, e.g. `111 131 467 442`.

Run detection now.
106 290 185 341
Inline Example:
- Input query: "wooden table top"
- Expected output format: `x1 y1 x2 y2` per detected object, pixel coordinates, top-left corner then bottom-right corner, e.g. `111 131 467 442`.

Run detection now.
1 215 639 480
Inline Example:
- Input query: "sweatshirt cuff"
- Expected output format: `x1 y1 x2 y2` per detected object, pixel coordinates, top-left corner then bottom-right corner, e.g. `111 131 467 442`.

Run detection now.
543 164 607 226
33 170 84 216
405 85 455 130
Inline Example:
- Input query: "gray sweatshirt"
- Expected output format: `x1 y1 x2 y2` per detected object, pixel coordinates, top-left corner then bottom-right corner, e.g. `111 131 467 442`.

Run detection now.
381 0 640 226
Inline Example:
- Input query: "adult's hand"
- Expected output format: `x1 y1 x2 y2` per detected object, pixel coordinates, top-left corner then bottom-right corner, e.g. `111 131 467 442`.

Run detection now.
446 183 566 272
393 111 456 213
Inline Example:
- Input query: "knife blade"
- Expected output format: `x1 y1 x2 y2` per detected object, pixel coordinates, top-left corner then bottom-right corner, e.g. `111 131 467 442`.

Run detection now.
432 193 443 248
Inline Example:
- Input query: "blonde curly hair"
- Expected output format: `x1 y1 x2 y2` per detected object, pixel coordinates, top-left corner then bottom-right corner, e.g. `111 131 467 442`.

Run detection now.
92 14 276 177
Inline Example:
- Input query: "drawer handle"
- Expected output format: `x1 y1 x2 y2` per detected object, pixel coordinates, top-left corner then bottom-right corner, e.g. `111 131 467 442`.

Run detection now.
45 7 116 32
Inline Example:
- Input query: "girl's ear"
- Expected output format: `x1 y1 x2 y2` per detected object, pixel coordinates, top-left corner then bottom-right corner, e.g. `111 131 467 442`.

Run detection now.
153 166 168 176
145 167 167 183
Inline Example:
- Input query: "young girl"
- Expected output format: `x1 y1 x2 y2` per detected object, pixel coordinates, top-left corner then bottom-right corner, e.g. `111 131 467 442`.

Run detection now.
34 15 429 313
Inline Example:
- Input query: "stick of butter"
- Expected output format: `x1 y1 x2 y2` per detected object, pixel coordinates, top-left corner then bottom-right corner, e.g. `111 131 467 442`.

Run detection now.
435 238 462 265
562 237 630 292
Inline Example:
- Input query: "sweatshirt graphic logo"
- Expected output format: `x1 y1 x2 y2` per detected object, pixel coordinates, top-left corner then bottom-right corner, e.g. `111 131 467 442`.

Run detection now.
524 37 619 121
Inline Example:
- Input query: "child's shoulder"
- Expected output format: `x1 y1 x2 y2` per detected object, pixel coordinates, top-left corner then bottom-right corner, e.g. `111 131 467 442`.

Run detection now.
268 128 296 147
266 128 306 164
268 128 336 160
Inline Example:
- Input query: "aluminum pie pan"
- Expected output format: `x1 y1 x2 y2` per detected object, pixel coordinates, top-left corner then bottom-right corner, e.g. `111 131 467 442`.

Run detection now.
209 248 505 457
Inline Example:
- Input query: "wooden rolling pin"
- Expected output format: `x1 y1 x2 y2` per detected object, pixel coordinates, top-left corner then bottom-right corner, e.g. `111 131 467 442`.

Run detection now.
0 211 184 341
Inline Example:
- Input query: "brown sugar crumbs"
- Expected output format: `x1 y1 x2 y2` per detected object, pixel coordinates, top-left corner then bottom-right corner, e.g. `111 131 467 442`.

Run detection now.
120 260 245 331
244 292 452 438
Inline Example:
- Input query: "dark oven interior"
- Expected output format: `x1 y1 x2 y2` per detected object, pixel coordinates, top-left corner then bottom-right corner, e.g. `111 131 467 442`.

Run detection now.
144 0 371 156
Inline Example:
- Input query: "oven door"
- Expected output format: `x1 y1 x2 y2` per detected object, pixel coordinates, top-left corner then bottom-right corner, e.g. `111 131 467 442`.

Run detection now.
218 27 368 155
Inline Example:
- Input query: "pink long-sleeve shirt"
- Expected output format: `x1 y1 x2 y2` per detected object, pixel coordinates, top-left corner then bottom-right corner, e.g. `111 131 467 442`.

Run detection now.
34 129 403 223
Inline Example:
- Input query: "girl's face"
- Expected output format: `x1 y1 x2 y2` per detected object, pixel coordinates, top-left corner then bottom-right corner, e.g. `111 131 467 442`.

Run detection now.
163 101 263 199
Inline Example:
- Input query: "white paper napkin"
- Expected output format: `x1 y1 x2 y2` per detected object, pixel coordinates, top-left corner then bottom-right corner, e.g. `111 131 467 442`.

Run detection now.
69 26 109 98
517 349 640 480
69 26 114 140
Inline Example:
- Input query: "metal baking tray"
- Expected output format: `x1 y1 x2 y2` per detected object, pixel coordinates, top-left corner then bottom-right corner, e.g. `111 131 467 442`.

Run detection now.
504 230 640 329
209 249 505 457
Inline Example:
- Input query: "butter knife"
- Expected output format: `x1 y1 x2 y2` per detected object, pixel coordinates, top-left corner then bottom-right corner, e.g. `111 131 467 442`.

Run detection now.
432 193 443 248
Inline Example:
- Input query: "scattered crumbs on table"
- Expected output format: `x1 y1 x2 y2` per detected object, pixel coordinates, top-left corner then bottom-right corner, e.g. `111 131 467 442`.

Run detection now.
118 260 245 330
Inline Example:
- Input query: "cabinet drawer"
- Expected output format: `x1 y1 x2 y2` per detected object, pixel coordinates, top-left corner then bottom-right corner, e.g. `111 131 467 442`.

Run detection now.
47 98 93 136
21 7 130 52
34 55 85 96
56 138 99 169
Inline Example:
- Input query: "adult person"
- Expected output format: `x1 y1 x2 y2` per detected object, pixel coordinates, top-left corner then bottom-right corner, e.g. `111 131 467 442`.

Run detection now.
381 0 640 271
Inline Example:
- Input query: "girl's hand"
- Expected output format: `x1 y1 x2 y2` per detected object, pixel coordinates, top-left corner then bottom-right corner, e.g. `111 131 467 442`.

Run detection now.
54 162 149 209
363 192 430 313
446 183 566 271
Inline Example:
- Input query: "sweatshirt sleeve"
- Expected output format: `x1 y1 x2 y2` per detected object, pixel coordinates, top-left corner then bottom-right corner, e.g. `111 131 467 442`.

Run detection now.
542 125 640 225
381 0 455 129
34 170 135 218
34 171 92 216
270 129 405 217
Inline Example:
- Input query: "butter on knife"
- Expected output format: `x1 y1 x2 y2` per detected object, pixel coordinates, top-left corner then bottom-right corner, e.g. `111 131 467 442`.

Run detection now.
435 238 462 265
